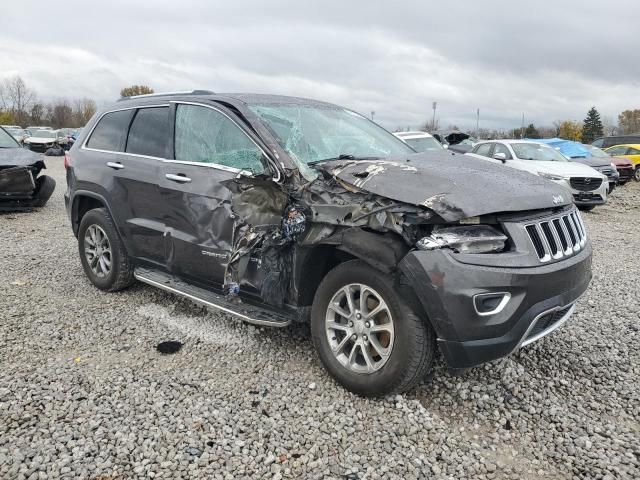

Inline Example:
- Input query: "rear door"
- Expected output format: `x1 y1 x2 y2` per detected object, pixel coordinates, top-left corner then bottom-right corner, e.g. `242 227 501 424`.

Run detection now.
83 106 169 267
160 101 270 289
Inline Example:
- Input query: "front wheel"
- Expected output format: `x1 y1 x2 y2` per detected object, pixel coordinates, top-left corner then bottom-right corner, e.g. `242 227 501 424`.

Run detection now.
311 260 435 396
578 205 595 212
634 166 640 182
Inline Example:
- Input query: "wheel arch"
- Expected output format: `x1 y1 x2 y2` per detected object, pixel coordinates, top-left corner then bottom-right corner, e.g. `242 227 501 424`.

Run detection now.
71 190 118 238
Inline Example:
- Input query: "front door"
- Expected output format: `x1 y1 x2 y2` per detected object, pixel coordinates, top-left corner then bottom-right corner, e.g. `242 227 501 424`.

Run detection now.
160 102 270 289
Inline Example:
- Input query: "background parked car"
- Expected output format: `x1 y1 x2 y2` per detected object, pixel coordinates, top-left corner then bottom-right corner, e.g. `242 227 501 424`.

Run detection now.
467 140 608 210
0 126 56 210
604 144 640 181
592 134 640 149
535 139 619 193
583 144 633 186
431 130 476 153
24 129 69 153
393 131 446 152
5 127 29 145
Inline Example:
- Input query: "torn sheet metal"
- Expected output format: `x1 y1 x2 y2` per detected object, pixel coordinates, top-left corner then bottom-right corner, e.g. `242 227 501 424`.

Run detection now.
0 166 36 195
316 153 573 222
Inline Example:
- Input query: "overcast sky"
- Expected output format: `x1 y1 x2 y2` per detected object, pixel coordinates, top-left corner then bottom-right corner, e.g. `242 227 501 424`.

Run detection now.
1 0 638 130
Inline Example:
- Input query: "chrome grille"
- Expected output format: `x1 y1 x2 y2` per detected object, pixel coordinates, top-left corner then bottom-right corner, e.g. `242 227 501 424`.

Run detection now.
570 177 602 191
525 209 587 262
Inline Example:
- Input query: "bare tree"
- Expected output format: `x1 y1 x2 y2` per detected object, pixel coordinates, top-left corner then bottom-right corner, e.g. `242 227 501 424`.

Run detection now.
48 99 73 129
30 103 45 125
2 76 36 125
73 98 97 126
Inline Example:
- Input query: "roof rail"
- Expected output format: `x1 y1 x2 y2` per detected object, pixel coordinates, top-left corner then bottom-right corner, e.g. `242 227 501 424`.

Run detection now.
117 90 215 101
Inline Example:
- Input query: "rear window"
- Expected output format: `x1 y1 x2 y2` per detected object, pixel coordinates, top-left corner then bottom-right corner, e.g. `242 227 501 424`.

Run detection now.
126 107 169 158
86 110 134 152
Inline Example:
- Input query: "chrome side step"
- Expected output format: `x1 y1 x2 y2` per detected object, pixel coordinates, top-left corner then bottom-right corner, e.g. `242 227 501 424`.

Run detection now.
134 267 292 328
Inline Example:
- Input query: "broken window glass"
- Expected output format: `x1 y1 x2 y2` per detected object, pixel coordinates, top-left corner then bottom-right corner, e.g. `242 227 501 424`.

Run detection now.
248 104 413 167
175 104 265 173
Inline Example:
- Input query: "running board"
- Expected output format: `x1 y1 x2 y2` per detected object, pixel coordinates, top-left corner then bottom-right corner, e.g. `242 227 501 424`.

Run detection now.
134 267 292 328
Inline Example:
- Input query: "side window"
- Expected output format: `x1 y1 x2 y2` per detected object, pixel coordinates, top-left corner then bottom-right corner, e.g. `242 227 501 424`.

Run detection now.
493 143 512 159
606 146 626 155
86 110 134 152
126 107 169 158
474 143 492 157
174 104 265 173
628 148 640 155
591 138 603 148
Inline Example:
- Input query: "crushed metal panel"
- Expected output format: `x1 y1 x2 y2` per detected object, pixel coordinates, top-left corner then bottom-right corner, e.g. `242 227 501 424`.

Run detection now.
0 166 35 195
317 153 573 221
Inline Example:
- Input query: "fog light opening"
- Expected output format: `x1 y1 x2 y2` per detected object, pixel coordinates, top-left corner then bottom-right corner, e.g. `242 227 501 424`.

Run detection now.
473 292 511 316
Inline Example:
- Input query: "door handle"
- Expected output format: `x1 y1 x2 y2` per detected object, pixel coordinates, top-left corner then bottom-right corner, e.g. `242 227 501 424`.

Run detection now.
165 173 192 183
106 162 124 170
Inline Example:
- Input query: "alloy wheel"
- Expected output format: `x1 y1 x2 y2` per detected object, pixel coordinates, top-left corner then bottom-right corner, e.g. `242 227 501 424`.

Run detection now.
325 283 395 374
84 224 112 278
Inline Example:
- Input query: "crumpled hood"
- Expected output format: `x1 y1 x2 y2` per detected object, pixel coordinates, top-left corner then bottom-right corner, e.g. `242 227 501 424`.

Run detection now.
318 152 572 222
0 147 44 167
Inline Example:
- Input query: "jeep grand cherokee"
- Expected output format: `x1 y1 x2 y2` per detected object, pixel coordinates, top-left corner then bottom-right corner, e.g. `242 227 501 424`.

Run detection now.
65 91 592 396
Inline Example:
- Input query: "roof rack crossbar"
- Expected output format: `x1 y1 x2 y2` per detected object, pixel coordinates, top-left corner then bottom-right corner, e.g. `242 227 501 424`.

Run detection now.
117 90 215 101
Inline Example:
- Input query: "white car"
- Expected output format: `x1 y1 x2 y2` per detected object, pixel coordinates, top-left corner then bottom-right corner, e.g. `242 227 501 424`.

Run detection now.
24 129 69 152
393 131 446 152
467 140 608 211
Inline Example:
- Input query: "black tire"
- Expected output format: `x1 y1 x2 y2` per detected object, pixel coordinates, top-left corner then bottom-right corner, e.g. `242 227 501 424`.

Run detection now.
29 175 56 207
311 260 435 397
634 166 640 182
578 205 595 212
78 207 134 291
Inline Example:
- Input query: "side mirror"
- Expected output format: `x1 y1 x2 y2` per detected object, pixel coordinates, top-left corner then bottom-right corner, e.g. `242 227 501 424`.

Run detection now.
493 152 507 162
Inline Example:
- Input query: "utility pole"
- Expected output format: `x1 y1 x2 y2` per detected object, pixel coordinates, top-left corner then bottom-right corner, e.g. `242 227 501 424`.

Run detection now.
476 108 480 138
371 111 375 122
520 113 525 139
432 102 437 130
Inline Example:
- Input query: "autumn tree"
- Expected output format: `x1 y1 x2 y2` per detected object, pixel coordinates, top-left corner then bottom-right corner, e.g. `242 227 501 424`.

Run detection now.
581 107 603 143
558 120 583 141
0 76 36 125
120 85 154 97
73 98 97 126
617 109 640 134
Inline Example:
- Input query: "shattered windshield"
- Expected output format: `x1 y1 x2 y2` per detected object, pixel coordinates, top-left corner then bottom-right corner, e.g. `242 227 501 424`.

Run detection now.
512 143 567 162
404 136 444 152
248 104 414 167
0 128 19 148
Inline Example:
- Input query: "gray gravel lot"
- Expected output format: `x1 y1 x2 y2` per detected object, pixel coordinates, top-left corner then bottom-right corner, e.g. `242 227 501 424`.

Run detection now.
1 158 638 479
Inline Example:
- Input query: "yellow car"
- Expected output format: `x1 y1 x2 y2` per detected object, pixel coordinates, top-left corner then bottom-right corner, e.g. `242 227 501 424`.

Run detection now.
605 144 640 181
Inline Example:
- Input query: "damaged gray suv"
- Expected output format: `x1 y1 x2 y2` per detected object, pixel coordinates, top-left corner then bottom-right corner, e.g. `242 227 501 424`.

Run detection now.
65 91 592 396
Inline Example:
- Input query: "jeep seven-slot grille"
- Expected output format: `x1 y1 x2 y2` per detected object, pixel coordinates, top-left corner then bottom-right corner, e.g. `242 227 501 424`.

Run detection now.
525 209 587 262
570 177 602 191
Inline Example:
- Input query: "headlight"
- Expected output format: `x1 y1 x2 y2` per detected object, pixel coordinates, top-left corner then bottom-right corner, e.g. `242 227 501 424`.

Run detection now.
416 225 507 254
538 171 564 181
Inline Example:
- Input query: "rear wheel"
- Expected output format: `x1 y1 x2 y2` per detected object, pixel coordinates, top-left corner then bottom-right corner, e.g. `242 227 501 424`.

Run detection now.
311 260 435 396
78 208 134 291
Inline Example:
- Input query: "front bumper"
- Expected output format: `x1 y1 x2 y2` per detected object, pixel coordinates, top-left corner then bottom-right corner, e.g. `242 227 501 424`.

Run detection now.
399 242 592 369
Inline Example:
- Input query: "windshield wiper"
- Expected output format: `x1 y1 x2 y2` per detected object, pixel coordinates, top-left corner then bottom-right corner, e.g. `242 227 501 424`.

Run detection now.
307 154 380 166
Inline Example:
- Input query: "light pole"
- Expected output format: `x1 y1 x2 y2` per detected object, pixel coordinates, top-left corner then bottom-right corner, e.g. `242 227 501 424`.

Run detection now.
432 102 437 130
371 111 375 122
476 108 480 138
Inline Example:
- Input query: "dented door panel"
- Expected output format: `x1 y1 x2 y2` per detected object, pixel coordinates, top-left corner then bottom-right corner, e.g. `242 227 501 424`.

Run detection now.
160 162 236 286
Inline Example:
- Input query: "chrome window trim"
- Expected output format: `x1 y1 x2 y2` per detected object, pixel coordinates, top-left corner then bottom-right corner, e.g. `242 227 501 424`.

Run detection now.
81 101 282 181
171 100 281 182
81 104 168 152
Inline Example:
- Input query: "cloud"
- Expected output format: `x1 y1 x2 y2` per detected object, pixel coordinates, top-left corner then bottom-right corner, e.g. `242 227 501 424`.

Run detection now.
1 0 638 130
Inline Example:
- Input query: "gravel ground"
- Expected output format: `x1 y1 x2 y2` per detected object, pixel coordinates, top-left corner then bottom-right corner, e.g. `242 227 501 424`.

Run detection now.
1 158 638 480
